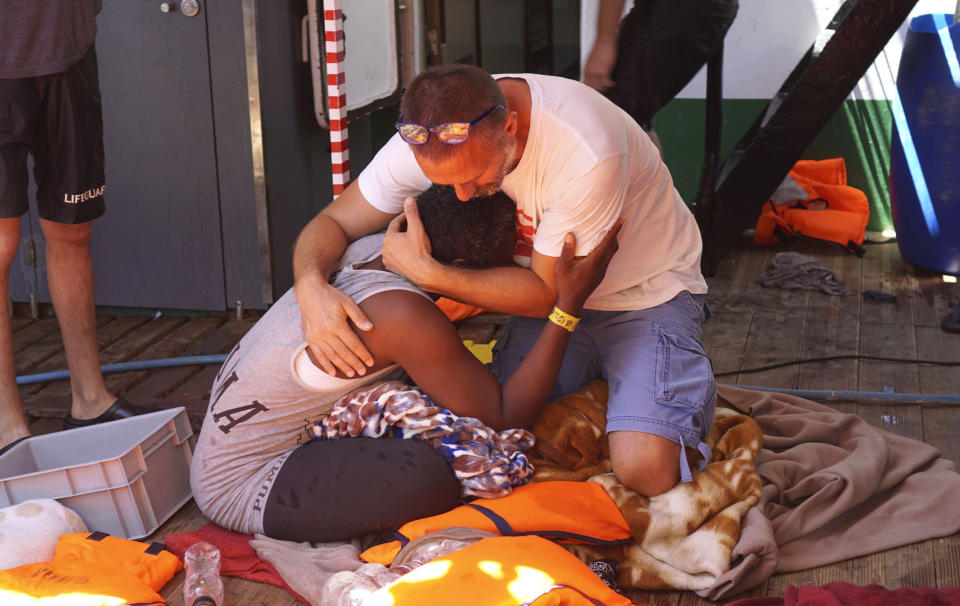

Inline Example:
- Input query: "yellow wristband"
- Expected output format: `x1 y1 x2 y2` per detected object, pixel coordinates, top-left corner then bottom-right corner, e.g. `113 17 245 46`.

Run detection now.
548 306 580 332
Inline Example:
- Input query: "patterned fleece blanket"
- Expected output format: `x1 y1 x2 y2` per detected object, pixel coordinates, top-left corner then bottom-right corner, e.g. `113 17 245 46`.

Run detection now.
312 380 535 498
528 380 764 593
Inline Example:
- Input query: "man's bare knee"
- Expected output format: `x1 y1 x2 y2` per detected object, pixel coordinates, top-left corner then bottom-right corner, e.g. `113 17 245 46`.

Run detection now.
608 431 681 496
39 219 93 249
0 218 22 271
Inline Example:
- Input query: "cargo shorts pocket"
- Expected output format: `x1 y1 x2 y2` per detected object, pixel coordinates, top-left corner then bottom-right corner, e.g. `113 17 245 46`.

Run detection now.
655 326 716 434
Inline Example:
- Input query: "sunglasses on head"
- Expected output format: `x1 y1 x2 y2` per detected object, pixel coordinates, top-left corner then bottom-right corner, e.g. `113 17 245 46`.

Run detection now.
396 104 504 145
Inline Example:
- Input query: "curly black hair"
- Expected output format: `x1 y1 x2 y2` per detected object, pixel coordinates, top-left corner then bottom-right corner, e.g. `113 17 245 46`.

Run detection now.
415 185 517 268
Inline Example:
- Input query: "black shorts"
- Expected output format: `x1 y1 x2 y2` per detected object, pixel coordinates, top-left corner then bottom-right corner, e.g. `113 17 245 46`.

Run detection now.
0 45 106 224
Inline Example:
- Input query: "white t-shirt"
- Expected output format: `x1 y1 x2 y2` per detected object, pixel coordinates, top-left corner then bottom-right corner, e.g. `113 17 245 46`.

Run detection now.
357 73 707 311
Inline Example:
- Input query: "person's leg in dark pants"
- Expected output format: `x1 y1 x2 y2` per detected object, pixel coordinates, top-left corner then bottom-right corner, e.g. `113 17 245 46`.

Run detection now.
607 0 739 127
262 437 461 543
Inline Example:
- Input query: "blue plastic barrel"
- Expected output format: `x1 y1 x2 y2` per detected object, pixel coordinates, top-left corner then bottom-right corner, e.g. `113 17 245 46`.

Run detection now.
889 13 960 274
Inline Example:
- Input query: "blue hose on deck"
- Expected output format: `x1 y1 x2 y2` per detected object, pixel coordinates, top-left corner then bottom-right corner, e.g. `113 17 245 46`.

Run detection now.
16 358 960 405
726 384 960 406
15 354 228 385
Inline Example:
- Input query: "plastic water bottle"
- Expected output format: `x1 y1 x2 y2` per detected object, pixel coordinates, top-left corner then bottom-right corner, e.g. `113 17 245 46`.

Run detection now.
183 542 223 605
184 571 223 606
183 541 221 577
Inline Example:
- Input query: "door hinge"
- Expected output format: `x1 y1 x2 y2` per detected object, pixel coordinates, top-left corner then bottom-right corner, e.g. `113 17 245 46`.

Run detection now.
22 239 43 267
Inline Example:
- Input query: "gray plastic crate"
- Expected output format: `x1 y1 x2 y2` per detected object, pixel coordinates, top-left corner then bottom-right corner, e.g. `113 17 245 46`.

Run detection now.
0 407 194 539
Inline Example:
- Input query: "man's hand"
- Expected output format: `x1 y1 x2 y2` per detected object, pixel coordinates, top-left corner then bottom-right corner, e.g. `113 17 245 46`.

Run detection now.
554 218 624 315
382 197 438 288
583 38 618 92
294 273 374 377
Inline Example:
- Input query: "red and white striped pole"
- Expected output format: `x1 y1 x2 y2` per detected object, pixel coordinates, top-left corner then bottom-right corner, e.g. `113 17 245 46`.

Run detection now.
323 0 349 197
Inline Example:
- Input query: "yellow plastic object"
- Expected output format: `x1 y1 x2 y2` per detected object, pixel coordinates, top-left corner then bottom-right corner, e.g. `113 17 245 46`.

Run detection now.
463 339 497 364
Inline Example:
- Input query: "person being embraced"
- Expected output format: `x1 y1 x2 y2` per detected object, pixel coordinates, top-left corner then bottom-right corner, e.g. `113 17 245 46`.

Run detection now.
190 185 621 543
293 64 716 498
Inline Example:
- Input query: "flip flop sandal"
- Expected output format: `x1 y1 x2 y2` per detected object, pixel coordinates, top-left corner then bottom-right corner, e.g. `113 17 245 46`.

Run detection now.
62 396 153 431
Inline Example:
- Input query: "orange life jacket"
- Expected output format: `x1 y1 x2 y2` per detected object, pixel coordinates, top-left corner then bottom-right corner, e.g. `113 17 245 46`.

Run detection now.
0 531 181 605
371 535 635 606
361 481 632 566
755 158 870 255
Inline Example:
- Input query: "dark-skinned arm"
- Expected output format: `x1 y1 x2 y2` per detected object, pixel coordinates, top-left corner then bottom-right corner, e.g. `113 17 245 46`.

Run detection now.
382 197 559 317
357 222 622 430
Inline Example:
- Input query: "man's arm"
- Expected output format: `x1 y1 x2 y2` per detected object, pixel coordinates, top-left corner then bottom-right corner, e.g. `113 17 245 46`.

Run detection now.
583 0 626 92
382 197 559 317
292 180 396 377
360 226 621 430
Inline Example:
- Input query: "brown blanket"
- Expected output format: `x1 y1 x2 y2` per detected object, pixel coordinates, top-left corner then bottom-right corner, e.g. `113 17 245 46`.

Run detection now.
702 384 960 600
529 382 960 601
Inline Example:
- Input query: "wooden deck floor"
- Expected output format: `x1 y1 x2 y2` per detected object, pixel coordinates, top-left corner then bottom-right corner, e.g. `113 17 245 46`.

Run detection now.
13 236 960 604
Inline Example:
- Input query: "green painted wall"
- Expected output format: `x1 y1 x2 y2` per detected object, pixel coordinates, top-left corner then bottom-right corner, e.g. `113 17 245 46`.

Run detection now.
652 98 894 231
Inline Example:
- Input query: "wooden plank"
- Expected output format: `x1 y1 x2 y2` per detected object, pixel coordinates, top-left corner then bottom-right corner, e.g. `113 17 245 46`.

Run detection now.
841 552 887 587
677 591 717 605
26 316 181 399
737 309 806 389
624 590 678 605
798 316 858 391
721 241 776 314
15 315 142 376
857 321 918 394
787 244 860 394
702 310 753 378
883 542 938 588
121 318 239 404
916 326 960 397
104 316 221 397
879 242 920 328
13 325 67 374
932 535 960 588
11 317 61 354
703 234 749 305
10 316 34 333
156 319 255 406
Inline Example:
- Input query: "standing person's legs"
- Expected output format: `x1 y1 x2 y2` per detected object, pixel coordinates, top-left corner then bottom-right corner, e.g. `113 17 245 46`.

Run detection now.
607 0 739 127
0 218 29 449
0 75 37 450
593 292 716 496
39 218 114 418
32 46 141 424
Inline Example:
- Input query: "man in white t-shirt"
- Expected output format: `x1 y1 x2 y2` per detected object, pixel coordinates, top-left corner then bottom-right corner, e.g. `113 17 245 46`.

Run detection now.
292 64 716 496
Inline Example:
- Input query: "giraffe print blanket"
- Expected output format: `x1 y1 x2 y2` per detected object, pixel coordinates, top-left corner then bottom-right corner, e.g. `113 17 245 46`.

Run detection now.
528 380 764 592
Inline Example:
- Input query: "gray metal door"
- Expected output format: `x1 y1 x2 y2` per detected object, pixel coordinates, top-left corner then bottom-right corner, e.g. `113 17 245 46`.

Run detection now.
91 0 224 309
14 0 226 311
